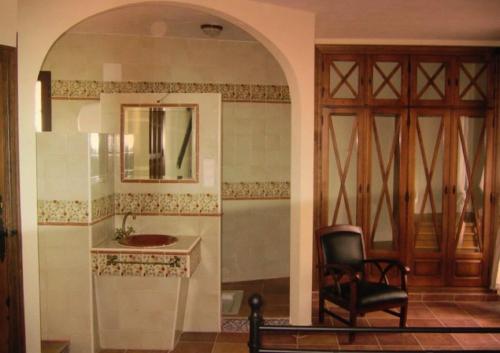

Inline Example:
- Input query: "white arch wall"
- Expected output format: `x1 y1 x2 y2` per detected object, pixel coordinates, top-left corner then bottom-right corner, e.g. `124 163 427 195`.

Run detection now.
17 1 315 352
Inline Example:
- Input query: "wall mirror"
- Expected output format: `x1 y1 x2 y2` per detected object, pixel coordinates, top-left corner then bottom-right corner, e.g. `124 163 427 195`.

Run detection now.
121 104 199 182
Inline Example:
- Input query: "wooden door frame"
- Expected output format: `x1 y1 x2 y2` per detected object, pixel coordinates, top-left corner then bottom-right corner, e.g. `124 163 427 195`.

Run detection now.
0 44 25 353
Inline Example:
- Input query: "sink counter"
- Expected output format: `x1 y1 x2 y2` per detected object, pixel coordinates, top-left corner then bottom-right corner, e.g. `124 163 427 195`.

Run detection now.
92 235 200 253
91 235 201 278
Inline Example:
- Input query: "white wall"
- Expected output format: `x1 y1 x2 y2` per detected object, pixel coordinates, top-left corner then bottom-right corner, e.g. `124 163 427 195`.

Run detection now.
0 0 16 47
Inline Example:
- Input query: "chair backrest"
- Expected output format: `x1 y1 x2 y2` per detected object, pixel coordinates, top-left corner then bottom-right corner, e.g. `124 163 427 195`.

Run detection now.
316 225 366 274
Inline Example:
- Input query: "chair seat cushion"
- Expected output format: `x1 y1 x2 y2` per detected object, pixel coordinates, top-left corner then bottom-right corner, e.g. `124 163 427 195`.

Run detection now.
325 281 407 308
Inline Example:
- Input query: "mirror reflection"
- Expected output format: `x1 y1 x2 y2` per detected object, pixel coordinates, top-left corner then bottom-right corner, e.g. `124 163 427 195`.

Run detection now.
121 104 198 182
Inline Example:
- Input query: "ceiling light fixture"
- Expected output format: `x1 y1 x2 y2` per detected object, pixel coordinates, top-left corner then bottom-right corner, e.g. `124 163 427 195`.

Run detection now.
200 24 223 38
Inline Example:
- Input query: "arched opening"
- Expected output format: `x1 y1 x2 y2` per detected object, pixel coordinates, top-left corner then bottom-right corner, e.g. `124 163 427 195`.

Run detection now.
34 2 297 351
18 2 314 352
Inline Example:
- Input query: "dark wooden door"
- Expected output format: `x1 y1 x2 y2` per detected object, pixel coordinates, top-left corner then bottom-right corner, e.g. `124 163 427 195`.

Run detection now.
364 108 407 261
447 109 494 286
407 109 451 286
320 107 364 227
0 45 25 353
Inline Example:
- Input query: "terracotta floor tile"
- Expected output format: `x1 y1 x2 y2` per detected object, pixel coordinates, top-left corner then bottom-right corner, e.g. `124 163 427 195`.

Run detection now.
407 304 436 319
211 342 248 353
407 318 443 327
297 333 338 347
338 344 381 351
179 332 217 342
458 302 500 318
260 332 296 348
337 333 379 345
427 302 472 319
452 333 499 347
414 332 460 347
376 333 419 346
440 318 480 327
215 332 248 343
170 342 214 353
379 344 423 351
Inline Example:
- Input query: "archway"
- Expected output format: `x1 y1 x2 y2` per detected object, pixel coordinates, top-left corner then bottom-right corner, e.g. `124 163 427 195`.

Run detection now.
17 1 314 351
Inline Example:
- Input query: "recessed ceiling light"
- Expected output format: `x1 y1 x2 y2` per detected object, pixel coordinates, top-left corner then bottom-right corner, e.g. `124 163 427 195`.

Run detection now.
200 24 223 38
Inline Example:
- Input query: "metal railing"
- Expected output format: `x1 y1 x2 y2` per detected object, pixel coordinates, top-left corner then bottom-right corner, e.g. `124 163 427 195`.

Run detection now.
247 293 500 353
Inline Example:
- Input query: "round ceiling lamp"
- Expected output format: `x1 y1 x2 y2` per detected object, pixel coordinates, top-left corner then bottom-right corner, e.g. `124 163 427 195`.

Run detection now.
200 24 223 38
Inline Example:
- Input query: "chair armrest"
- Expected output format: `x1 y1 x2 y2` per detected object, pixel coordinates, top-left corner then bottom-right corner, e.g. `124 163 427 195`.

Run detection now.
363 259 410 274
363 259 410 289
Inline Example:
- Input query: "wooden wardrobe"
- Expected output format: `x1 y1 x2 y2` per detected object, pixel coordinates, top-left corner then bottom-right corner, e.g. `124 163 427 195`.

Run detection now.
314 46 499 287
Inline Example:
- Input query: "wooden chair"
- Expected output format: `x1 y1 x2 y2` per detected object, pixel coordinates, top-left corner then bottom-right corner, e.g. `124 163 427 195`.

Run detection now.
316 225 410 341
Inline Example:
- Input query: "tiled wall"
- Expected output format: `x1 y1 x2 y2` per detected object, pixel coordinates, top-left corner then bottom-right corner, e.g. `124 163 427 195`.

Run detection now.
37 31 290 350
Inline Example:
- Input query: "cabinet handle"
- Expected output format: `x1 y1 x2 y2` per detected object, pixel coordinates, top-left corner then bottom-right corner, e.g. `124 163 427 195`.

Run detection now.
452 185 456 194
444 186 448 194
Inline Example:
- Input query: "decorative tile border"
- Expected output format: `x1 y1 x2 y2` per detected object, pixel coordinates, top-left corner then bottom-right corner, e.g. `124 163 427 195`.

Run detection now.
222 181 290 200
91 194 115 222
51 80 290 103
91 241 201 278
38 192 220 225
114 192 220 215
37 200 89 224
221 317 289 333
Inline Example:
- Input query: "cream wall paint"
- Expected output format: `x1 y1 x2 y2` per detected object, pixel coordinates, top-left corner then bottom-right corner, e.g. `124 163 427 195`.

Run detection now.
0 0 16 47
18 3 314 352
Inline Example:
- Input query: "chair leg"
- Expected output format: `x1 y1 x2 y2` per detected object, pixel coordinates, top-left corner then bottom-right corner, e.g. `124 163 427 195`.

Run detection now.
318 294 325 324
399 303 408 328
349 311 357 343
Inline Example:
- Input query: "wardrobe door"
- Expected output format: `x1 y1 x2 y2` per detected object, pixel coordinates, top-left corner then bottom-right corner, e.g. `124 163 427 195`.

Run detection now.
364 108 407 259
321 108 364 227
321 54 365 106
367 55 409 106
454 55 494 108
411 56 453 106
407 109 451 286
447 109 493 286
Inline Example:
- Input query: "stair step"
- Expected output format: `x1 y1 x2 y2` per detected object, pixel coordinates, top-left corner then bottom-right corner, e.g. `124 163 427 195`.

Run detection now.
41 341 70 353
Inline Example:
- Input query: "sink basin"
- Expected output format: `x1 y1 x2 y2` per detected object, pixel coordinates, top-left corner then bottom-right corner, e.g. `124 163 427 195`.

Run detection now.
118 234 178 248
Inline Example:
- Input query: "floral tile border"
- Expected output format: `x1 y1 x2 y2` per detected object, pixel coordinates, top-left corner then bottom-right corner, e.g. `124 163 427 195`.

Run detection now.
222 181 290 200
91 194 115 222
221 318 289 333
91 240 200 278
114 192 220 215
38 192 219 225
51 80 290 103
92 252 187 277
37 200 89 224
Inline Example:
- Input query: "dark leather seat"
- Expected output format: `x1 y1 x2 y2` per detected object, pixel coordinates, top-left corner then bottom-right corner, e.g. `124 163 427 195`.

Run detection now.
338 281 408 308
316 225 410 342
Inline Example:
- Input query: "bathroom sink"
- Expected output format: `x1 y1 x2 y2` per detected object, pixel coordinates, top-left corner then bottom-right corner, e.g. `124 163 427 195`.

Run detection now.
118 234 178 248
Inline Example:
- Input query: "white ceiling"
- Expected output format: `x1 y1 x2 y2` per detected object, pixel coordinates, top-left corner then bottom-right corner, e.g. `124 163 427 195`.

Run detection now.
68 3 256 41
252 0 500 43
69 1 500 44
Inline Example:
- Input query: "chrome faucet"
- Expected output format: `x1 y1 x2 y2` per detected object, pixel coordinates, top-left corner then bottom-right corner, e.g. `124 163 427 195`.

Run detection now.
122 211 136 230
114 212 136 240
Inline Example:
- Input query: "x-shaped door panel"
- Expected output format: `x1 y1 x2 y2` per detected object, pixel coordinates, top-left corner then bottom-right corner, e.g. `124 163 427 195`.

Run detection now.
454 114 486 253
327 113 359 226
369 113 401 251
